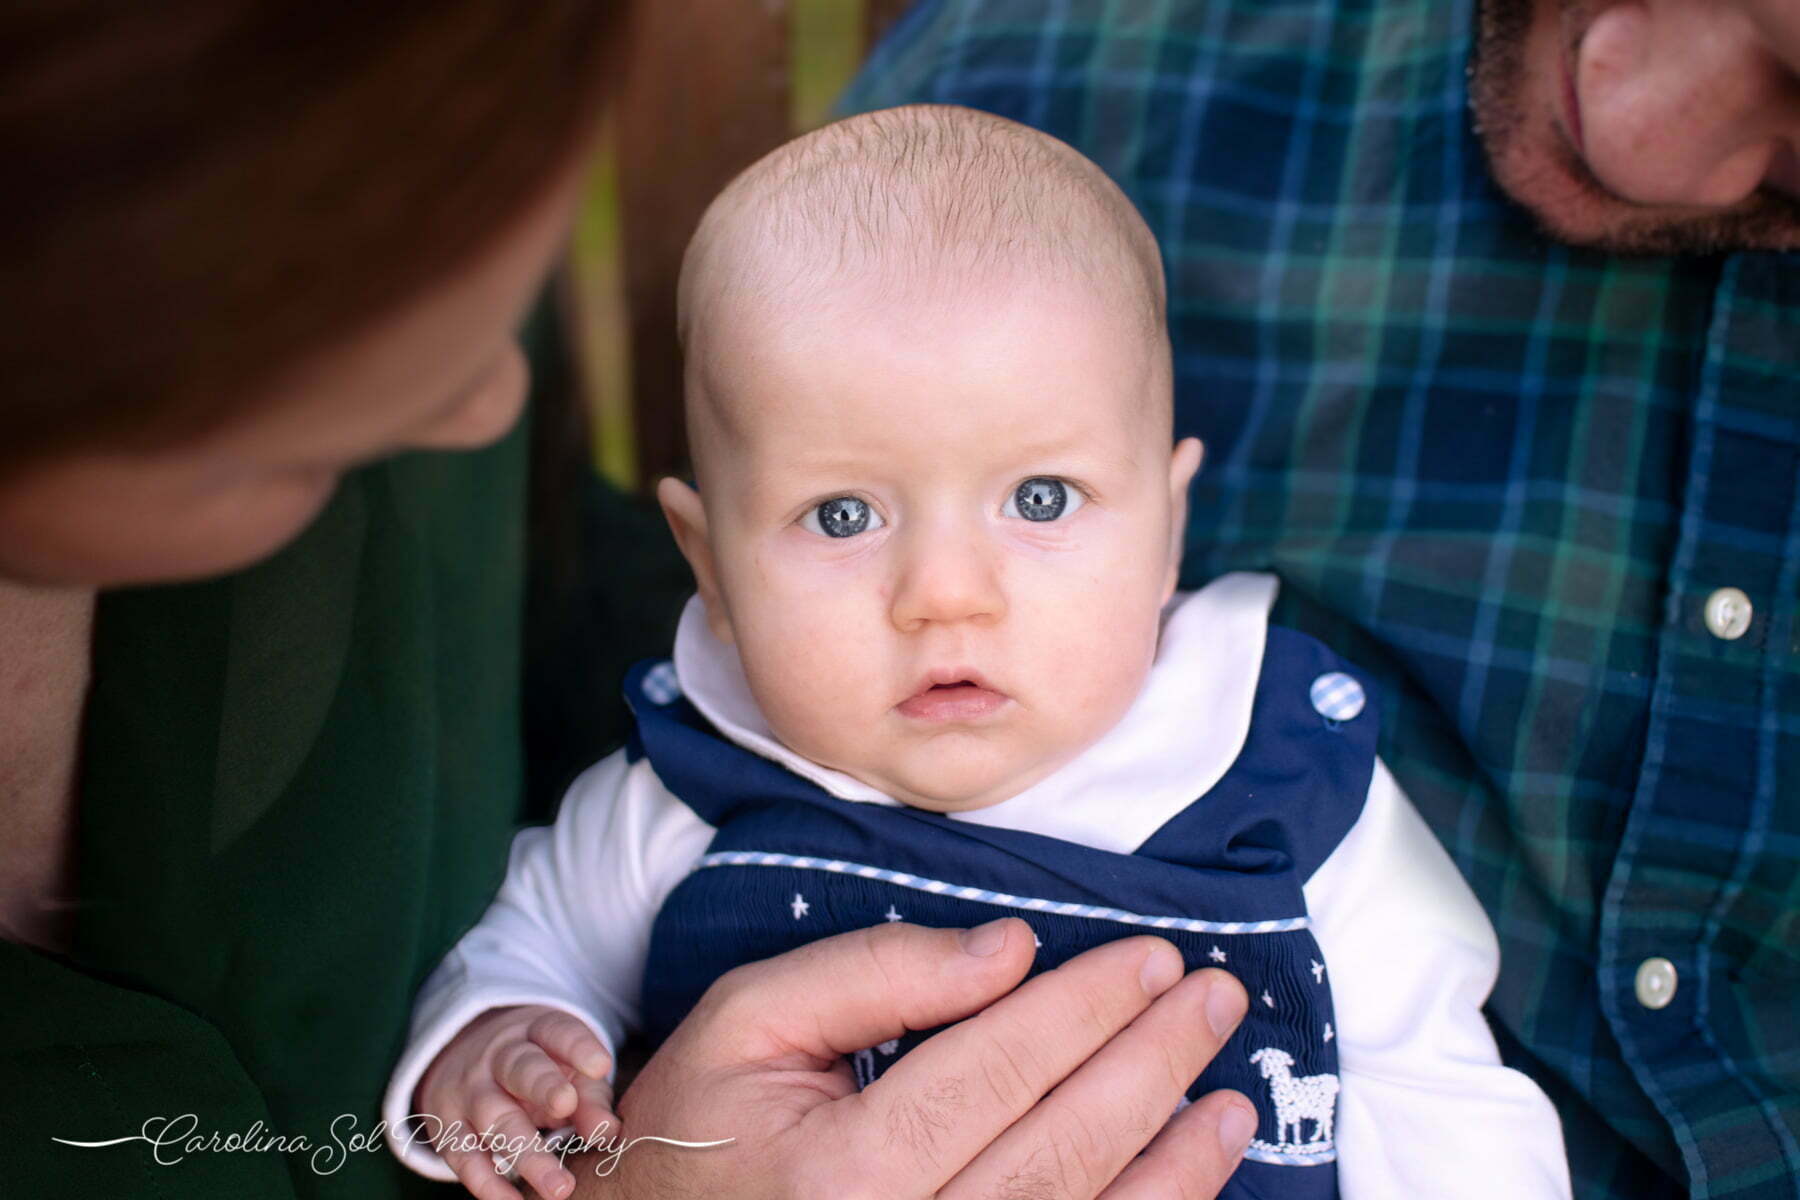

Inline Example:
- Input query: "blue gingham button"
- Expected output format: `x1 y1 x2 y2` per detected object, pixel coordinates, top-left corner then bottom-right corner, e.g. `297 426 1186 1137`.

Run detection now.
642 661 683 705
1310 672 1365 721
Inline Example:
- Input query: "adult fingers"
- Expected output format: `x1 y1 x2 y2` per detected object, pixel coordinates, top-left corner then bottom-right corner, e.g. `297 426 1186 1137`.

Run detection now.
471 1092 577 1200
941 966 1248 1200
441 1139 526 1200
496 1040 579 1124
1100 1089 1258 1199
676 918 1035 1068
840 935 1186 1196
528 1011 612 1080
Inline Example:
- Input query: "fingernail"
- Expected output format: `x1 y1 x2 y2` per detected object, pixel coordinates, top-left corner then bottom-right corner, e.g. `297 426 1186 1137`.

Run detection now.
960 919 1010 956
1139 945 1182 994
1218 1100 1257 1158
553 1170 575 1198
581 1053 609 1079
1205 975 1247 1037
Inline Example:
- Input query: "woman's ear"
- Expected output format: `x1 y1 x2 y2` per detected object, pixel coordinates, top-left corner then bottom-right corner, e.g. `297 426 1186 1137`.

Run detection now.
1162 437 1204 604
656 476 735 645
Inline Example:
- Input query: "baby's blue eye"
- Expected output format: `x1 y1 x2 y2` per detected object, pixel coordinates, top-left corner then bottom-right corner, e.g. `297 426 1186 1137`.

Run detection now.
1004 477 1084 522
802 496 885 538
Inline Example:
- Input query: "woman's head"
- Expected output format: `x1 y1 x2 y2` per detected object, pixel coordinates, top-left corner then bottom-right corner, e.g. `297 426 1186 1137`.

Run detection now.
0 3 624 583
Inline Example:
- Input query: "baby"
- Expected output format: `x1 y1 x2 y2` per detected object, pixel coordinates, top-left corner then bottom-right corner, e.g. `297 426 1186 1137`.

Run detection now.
384 105 1570 1200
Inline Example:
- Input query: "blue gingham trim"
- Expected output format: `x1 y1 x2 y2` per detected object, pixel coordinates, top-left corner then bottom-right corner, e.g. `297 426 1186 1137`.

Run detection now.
1244 1141 1337 1167
695 851 1310 933
1308 672 1366 722
641 661 683 706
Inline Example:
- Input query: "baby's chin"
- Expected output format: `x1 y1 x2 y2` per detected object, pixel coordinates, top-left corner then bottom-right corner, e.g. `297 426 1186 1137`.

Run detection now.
854 744 1078 814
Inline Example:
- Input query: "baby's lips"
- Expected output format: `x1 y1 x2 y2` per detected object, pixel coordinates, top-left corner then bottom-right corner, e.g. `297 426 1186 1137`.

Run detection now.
895 680 1009 722
902 664 1004 700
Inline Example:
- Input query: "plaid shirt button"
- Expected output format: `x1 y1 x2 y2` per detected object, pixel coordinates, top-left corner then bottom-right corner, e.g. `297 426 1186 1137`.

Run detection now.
1702 587 1753 640
1634 958 1678 1010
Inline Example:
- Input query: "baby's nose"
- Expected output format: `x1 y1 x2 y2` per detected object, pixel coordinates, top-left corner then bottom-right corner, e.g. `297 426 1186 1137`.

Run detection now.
888 523 1006 632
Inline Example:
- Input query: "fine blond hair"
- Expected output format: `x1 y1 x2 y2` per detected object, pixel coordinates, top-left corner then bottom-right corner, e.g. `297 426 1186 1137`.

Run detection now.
678 104 1167 354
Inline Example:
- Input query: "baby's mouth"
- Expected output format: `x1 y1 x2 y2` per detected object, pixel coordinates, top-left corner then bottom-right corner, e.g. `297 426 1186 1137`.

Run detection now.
897 674 1009 722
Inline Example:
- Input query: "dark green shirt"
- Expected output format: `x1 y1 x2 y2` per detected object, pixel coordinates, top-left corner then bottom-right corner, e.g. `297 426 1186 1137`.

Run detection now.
11 432 526 1197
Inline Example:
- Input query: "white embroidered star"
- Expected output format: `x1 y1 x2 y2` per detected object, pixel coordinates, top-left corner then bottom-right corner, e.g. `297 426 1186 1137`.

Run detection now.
1032 929 1043 948
877 1039 900 1055
883 904 903 922
1262 989 1275 1009
1310 959 1325 983
1323 1023 1335 1043
790 893 810 919
1209 945 1227 964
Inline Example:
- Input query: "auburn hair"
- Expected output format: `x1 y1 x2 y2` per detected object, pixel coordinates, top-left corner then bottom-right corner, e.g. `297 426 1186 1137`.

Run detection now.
0 2 626 474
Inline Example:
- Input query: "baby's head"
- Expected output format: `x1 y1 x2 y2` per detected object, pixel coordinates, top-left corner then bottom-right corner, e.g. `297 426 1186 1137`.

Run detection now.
658 104 1202 813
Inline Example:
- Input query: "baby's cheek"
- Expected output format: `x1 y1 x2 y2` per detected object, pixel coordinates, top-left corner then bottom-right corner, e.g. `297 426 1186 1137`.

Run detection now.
742 632 873 753
1064 598 1161 725
1089 635 1155 717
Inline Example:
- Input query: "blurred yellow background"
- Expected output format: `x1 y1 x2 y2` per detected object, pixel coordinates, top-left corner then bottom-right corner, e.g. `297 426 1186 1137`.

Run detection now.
568 0 882 491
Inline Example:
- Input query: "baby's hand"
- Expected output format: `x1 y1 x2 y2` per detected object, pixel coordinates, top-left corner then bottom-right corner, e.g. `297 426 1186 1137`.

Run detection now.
415 1005 617 1200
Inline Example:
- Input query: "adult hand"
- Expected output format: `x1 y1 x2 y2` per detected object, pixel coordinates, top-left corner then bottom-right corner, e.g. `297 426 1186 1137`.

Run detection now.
557 918 1253 1198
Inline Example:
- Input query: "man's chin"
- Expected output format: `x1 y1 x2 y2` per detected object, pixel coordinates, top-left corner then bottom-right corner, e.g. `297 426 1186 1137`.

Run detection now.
1471 0 1800 256
1486 136 1800 256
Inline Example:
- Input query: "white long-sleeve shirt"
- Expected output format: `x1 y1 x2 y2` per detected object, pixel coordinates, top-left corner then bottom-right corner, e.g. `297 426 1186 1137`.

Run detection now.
385 572 1571 1199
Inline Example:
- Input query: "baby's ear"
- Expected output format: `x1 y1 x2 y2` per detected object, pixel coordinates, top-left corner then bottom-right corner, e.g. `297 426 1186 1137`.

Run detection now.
1163 438 1204 603
655 477 735 646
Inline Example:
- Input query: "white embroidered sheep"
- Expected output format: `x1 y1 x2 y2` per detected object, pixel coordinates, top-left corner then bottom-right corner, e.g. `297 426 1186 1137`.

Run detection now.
850 1039 901 1089
1249 1047 1338 1148
851 1047 876 1088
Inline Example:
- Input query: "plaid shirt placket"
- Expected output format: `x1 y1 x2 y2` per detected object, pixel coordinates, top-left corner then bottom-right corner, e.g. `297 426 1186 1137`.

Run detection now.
847 3 1800 1198
1610 254 1800 1198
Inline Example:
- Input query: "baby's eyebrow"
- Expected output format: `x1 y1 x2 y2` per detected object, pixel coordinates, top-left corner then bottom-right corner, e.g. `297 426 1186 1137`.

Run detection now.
738 467 861 512
1002 436 1144 476
750 456 879 492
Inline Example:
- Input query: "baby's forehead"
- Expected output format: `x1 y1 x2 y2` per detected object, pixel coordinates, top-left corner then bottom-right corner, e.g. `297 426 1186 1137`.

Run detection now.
690 226 1157 390
689 277 1163 471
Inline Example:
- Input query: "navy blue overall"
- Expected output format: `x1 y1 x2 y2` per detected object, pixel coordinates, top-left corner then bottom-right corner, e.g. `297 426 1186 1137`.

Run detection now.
626 627 1375 1199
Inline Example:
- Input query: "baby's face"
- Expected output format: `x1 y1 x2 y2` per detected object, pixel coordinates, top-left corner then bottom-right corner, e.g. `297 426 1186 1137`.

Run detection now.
665 275 1200 813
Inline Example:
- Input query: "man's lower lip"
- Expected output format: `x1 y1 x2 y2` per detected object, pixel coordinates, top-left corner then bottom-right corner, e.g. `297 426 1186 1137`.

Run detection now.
1561 50 1585 155
896 685 1008 721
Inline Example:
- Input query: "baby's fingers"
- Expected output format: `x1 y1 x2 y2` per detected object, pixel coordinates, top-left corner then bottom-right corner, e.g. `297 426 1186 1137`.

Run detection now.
495 1040 579 1124
527 1010 611 1080
564 1070 621 1146
472 1093 577 1200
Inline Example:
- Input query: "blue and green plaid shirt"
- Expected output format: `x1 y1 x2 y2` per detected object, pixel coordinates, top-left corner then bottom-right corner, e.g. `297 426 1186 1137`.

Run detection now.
845 3 1799 1197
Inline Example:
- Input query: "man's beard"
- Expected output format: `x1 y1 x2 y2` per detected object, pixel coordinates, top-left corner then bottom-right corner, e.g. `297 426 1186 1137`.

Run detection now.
1470 0 1800 255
